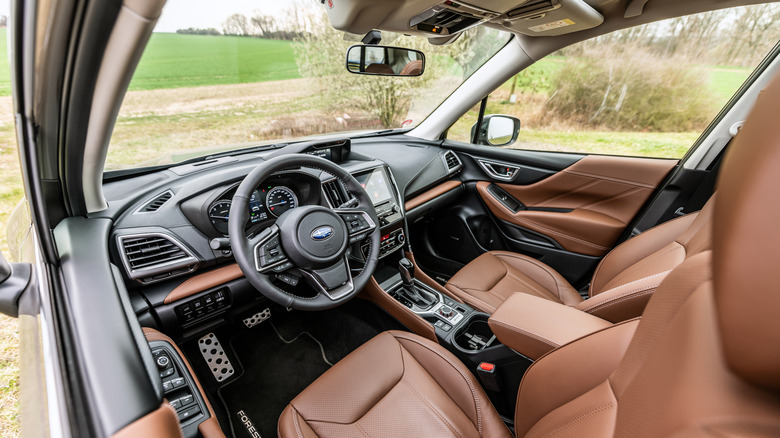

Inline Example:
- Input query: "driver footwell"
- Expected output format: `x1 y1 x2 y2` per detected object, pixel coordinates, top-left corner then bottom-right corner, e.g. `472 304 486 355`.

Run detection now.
203 300 405 437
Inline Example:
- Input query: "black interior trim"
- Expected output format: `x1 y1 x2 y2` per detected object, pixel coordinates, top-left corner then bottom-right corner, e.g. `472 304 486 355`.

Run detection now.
53 217 161 435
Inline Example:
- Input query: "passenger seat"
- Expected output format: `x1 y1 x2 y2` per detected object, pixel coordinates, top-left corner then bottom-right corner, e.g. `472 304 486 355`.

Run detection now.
444 196 713 322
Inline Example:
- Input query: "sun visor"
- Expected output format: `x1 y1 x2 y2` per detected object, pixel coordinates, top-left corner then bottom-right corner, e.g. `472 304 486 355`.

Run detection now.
498 0 604 36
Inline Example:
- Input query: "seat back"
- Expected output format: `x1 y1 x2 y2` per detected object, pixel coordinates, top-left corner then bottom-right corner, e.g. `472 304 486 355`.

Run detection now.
577 195 714 322
516 72 780 437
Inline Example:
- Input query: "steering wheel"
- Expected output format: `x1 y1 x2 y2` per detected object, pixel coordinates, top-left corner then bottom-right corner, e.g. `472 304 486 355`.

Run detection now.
228 154 381 310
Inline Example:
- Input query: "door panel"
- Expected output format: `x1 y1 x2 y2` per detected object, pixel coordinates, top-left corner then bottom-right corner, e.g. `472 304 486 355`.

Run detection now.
411 149 677 289
475 156 677 256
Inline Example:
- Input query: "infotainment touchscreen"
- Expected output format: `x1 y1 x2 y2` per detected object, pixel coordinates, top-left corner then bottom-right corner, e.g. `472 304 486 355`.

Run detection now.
355 168 393 206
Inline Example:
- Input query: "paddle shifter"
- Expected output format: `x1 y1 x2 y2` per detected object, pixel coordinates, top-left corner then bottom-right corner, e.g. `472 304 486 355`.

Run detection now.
398 258 435 309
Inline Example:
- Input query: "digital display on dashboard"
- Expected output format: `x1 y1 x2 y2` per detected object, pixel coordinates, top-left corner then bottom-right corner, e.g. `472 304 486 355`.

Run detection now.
248 189 269 223
355 168 393 206
304 148 332 161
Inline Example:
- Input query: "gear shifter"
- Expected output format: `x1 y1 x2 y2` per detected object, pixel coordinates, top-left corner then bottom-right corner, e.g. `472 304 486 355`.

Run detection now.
398 258 435 308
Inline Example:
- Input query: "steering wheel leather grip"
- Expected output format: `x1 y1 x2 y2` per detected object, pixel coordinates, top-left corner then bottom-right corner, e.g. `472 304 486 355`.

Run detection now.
228 154 381 310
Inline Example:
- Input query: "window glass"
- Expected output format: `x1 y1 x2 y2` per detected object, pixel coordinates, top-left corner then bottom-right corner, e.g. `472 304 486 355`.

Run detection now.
106 1 511 171
449 4 779 158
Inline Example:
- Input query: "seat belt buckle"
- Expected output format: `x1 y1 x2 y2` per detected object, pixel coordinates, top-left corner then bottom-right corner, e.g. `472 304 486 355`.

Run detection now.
476 362 502 392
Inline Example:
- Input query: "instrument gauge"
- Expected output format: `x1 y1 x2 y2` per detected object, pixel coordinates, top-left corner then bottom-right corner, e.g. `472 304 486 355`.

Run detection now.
266 186 298 217
208 200 232 235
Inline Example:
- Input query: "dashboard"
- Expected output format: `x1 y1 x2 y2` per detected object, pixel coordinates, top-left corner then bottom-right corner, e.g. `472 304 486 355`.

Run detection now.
102 134 464 333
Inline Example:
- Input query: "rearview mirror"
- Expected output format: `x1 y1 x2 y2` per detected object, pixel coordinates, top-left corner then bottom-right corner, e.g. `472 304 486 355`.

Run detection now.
346 45 425 76
471 115 521 146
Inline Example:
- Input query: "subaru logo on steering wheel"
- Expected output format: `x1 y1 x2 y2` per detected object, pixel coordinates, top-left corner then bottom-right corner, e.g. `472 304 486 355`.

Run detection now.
311 226 334 241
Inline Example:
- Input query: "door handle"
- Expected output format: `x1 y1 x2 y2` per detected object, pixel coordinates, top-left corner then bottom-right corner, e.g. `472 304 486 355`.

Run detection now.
477 159 519 181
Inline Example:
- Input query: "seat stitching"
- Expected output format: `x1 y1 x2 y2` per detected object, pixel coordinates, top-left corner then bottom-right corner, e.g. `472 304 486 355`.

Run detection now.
534 401 617 438
390 333 483 435
488 320 559 348
355 422 371 438
162 402 185 438
584 288 657 315
584 270 672 311
401 380 465 438
292 408 305 438
496 253 574 303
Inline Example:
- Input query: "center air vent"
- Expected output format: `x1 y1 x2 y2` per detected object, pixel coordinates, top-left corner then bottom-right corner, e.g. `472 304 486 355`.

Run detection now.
322 179 353 208
137 191 173 213
443 151 463 173
118 233 197 283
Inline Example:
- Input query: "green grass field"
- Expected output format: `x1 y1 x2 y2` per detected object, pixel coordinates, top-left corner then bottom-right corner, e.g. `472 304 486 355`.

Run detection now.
128 33 300 90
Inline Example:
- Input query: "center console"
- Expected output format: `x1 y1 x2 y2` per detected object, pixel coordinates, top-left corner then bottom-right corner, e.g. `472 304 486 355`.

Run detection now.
372 255 533 418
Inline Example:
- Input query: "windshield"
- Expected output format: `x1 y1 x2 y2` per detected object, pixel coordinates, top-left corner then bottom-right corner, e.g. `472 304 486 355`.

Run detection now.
106 1 511 171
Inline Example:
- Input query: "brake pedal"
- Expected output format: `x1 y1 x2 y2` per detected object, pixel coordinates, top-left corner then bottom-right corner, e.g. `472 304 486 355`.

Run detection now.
243 308 271 328
198 333 234 382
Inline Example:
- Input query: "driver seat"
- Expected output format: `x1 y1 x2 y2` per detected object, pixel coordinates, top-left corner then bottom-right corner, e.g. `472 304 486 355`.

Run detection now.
278 73 780 437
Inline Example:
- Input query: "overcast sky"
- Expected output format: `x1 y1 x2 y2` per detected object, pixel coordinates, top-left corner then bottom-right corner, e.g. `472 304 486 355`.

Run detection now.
0 0 295 33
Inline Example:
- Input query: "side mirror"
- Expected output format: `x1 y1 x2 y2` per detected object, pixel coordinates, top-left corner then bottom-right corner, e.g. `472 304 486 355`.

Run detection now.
470 115 521 146
0 251 32 318
346 45 425 77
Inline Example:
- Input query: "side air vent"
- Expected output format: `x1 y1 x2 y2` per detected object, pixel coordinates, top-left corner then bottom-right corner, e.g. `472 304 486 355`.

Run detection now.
442 151 463 174
118 233 197 283
322 179 353 208
137 191 173 213
506 0 561 19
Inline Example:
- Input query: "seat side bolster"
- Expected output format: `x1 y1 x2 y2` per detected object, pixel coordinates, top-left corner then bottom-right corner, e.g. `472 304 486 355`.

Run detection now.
590 213 698 296
514 319 639 437
279 405 320 438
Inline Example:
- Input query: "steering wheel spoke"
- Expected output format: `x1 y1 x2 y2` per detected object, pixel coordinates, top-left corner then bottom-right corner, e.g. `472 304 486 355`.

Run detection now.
298 256 355 301
335 208 377 244
251 225 293 274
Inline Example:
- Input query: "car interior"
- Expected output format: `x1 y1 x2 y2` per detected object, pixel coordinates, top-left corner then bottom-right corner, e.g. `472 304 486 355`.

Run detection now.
7 0 780 437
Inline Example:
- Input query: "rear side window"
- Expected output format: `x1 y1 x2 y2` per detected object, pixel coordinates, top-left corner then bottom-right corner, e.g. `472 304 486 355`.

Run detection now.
448 4 779 158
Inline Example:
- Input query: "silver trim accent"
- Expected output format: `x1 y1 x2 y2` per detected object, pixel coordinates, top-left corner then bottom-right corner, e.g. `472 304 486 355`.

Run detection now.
298 256 356 301
477 159 520 181
243 308 271 328
117 233 198 283
252 225 290 273
441 151 463 175
197 333 235 382
133 190 174 214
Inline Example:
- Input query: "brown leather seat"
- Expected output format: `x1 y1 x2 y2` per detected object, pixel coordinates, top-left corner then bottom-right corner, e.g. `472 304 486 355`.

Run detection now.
399 59 423 76
445 197 713 321
278 71 780 438
278 330 512 438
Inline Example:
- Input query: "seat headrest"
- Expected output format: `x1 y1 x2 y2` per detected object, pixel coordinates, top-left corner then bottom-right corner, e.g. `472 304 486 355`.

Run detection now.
714 72 780 391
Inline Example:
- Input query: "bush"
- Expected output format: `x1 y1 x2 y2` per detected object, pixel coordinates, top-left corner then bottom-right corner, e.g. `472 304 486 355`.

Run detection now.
545 46 718 131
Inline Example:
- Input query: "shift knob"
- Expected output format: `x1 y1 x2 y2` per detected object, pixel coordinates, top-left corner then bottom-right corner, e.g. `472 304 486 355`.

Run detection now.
399 258 415 286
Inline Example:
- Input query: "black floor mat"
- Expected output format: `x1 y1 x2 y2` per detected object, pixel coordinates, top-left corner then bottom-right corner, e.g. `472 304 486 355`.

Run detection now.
215 299 405 438
219 324 331 438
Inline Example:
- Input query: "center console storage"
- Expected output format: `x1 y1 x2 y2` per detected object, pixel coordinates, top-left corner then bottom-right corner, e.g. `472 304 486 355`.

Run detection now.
454 314 499 351
488 292 613 360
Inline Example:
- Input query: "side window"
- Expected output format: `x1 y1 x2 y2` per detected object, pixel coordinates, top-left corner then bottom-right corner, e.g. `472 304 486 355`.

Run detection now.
449 6 776 159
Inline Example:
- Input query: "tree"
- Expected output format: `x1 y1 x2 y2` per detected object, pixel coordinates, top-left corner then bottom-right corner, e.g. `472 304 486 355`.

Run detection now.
251 14 276 36
222 13 250 36
291 2 505 128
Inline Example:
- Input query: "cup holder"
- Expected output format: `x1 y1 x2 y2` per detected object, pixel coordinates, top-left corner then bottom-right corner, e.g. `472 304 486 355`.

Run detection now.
454 314 499 352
